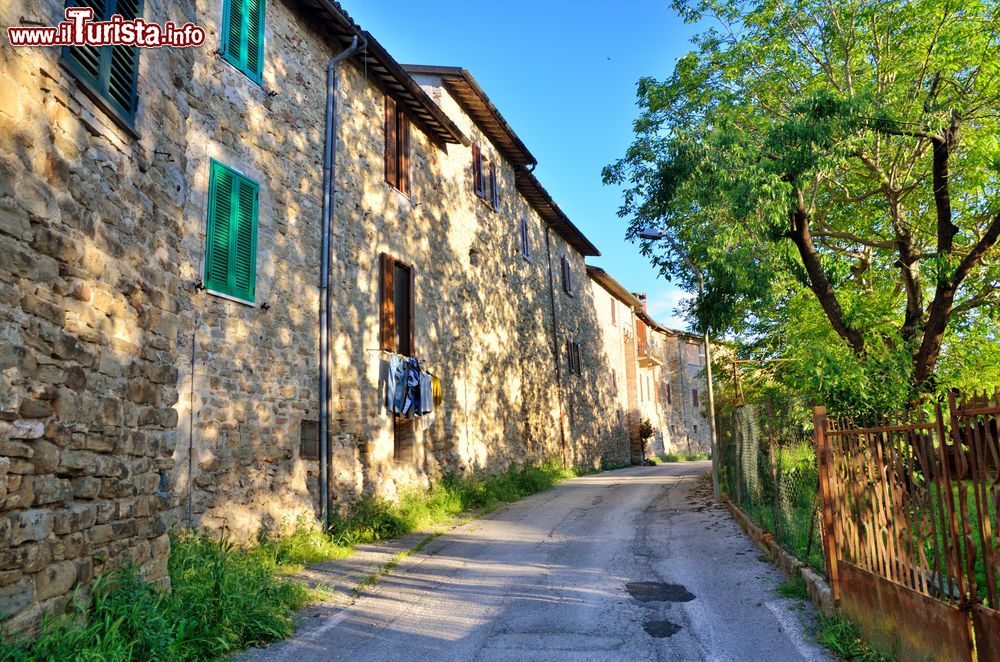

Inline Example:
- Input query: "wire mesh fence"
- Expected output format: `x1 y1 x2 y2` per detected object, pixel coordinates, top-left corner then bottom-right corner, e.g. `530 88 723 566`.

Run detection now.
719 398 825 573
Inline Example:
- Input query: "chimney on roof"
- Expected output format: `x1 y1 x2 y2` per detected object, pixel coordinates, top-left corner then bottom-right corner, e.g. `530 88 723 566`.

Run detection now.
633 293 648 313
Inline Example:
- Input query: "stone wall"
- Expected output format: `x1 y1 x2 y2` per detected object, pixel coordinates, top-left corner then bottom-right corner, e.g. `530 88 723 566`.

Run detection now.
1 0 644 634
585 278 633 465
0 0 195 632
661 333 712 455
168 0 335 540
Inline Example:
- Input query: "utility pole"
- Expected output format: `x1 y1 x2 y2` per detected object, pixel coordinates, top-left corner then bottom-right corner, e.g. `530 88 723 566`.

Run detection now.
639 227 720 503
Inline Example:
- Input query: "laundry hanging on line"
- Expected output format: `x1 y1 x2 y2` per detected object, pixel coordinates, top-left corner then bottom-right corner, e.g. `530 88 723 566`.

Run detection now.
382 353 438 419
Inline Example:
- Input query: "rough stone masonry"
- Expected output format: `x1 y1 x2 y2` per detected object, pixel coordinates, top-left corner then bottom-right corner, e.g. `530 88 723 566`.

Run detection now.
0 0 708 634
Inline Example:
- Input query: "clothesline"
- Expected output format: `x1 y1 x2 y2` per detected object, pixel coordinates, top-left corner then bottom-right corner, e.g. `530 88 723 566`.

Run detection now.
365 348 442 369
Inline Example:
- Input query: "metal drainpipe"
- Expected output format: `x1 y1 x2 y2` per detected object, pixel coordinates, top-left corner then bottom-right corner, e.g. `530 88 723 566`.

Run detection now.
544 224 568 466
320 34 365 529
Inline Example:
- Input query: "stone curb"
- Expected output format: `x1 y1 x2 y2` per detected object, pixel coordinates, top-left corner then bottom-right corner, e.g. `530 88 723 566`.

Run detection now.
722 494 835 617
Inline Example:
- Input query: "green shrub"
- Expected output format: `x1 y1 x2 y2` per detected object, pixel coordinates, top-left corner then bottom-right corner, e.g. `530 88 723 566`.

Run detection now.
657 452 711 463
774 576 809 601
0 533 315 662
0 565 173 662
165 532 311 660
328 459 576 546
256 516 351 569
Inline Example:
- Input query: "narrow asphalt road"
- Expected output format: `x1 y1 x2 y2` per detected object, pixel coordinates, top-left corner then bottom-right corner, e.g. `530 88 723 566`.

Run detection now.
247 463 832 661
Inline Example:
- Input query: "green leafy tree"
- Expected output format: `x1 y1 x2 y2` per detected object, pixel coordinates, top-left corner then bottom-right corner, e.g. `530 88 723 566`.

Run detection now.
605 0 1000 410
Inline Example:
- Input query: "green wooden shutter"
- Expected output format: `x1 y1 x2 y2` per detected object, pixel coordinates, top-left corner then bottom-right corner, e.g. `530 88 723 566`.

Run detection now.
232 177 258 301
205 161 258 302
222 0 266 83
223 0 244 64
245 0 265 81
63 0 142 125
108 0 140 115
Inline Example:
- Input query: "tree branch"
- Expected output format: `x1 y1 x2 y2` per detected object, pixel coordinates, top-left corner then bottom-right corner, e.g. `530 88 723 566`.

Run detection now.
787 188 866 354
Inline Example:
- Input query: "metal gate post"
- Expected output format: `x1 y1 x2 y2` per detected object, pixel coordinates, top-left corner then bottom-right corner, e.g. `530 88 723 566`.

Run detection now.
814 406 840 603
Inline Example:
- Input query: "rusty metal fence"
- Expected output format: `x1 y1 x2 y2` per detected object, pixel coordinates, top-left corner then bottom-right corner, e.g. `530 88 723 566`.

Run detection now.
815 392 1000 662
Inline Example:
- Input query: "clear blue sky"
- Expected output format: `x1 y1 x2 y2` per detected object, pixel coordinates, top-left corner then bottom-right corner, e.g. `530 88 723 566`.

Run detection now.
345 1 701 330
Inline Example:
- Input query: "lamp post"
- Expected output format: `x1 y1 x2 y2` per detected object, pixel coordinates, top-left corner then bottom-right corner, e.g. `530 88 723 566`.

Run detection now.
639 227 720 504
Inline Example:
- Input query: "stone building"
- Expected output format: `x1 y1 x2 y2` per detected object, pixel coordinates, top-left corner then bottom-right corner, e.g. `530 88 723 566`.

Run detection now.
587 268 711 462
0 0 645 631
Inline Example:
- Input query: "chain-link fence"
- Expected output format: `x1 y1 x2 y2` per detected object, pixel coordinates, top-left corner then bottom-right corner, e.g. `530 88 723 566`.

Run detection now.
718 398 825 573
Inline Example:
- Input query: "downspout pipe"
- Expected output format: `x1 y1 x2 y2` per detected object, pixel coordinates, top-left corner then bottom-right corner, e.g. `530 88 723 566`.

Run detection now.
320 34 365 529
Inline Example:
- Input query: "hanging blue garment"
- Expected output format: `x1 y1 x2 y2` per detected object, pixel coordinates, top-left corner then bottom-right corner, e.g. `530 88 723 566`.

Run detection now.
418 371 433 415
402 357 421 417
387 354 409 414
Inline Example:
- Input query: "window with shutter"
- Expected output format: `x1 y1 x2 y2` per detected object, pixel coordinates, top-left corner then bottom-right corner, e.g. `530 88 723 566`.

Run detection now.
204 161 259 302
489 160 499 210
472 145 499 210
666 383 672 404
520 218 530 260
221 0 266 84
380 253 414 356
561 257 573 294
63 0 143 128
472 144 484 196
379 253 395 351
692 388 700 409
384 97 411 195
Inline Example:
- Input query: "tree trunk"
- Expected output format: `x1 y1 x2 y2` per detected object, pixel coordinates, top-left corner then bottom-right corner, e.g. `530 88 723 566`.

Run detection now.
788 192 866 355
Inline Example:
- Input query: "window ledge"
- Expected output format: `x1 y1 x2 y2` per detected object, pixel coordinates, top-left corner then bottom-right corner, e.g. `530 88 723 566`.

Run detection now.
204 288 256 307
386 182 413 203
60 60 139 141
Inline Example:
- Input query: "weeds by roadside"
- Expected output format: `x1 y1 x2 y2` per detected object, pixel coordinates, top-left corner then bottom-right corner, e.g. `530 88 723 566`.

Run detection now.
328 459 581 546
771 575 892 661
0 459 588 661
0 532 316 662
816 617 893 661
650 452 710 464
774 576 810 601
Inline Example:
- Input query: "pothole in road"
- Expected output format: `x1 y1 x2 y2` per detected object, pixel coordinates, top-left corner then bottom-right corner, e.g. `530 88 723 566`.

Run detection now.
626 581 695 603
643 619 682 638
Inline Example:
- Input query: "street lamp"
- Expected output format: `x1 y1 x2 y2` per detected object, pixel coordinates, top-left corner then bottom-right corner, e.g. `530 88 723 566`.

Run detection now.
638 227 721 504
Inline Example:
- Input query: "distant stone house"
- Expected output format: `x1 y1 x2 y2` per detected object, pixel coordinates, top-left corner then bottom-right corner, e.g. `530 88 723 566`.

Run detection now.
0 0 644 632
587 268 711 462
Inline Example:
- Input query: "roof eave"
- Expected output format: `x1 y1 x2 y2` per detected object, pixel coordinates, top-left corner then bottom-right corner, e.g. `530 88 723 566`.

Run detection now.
402 64 536 167
292 1 469 147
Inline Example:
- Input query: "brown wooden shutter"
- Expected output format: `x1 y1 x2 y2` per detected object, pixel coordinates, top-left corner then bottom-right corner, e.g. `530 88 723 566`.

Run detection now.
489 160 498 209
384 96 397 187
408 266 416 357
380 252 395 351
398 114 411 196
692 388 700 408
472 144 483 196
